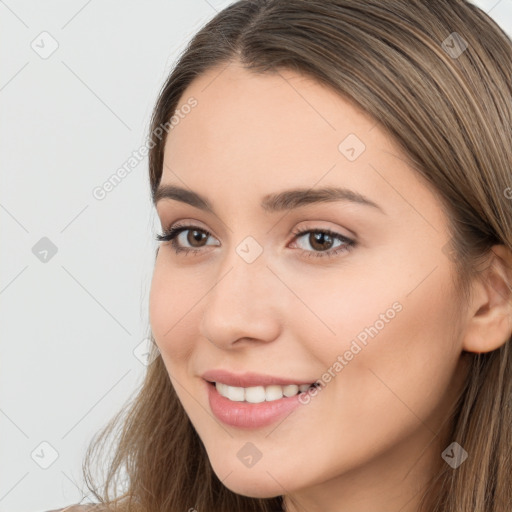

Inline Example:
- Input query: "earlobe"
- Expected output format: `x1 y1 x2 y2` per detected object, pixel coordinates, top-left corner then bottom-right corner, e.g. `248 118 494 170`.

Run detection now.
462 244 512 354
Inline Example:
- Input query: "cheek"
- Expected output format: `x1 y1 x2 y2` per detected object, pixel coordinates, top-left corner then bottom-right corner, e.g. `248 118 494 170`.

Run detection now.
314 236 457 364
330 263 461 435
283 262 407 365
149 255 202 362
303 244 461 429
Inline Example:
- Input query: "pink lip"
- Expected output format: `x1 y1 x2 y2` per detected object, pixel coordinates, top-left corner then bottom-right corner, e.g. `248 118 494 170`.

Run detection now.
201 369 316 387
205 380 309 429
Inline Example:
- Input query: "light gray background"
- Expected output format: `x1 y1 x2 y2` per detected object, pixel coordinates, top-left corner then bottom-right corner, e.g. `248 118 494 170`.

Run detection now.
1 1 510 511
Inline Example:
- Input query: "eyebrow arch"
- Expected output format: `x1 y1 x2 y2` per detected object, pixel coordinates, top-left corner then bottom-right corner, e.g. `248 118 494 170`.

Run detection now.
153 184 386 215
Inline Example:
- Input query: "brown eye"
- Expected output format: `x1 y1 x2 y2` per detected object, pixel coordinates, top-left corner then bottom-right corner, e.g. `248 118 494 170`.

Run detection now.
307 232 335 251
290 228 356 260
156 224 355 259
155 224 220 255
186 229 209 247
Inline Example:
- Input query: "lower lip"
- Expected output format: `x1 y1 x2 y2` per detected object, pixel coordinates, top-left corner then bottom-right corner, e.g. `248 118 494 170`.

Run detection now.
206 380 311 429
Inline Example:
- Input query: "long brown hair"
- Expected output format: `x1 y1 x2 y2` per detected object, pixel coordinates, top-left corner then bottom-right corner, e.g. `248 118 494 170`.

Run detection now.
81 1 512 510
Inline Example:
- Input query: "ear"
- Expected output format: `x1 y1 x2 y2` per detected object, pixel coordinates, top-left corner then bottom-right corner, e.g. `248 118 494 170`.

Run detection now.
462 244 512 354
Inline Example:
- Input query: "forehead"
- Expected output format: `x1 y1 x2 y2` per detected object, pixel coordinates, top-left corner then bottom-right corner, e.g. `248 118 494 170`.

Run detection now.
160 60 442 225
164 61 378 172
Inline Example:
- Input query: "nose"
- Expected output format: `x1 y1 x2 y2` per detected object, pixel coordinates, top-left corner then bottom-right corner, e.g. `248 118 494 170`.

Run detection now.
199 252 285 349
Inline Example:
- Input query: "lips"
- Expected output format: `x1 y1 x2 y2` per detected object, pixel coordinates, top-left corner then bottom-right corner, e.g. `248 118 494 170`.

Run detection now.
201 369 317 388
205 379 307 428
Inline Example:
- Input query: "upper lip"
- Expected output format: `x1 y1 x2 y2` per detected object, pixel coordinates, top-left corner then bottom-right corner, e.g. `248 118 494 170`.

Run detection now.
201 369 315 388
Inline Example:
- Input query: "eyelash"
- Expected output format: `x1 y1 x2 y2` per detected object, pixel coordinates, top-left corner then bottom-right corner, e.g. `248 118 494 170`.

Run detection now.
155 223 356 259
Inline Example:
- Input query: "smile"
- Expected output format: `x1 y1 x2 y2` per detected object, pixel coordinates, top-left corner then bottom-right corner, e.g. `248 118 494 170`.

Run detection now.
213 381 319 403
205 380 320 429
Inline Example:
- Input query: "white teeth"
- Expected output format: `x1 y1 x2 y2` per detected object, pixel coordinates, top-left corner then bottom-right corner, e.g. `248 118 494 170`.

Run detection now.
215 382 313 403
282 384 299 397
245 386 266 403
225 385 245 402
265 385 284 401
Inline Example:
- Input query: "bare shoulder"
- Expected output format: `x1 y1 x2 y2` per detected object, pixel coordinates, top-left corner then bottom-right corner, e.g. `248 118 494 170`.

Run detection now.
45 505 107 512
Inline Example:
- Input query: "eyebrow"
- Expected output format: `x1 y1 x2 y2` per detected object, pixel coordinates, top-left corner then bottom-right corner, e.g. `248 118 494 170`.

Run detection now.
153 184 386 214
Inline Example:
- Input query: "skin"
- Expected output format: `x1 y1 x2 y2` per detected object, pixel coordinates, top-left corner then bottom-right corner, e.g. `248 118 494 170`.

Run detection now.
149 60 511 512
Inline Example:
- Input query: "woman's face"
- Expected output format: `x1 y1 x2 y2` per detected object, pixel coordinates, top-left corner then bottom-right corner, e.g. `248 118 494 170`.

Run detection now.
149 61 470 510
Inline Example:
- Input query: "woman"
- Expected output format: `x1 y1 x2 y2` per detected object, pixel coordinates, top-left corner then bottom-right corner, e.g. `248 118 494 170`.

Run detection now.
51 1 512 511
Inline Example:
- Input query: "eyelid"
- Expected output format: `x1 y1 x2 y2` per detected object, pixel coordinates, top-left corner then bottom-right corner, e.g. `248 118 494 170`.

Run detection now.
290 220 355 240
156 219 352 243
156 220 356 260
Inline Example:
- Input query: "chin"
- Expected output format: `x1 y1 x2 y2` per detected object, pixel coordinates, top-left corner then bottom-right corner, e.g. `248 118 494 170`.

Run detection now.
221 478 285 499
209 460 291 498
